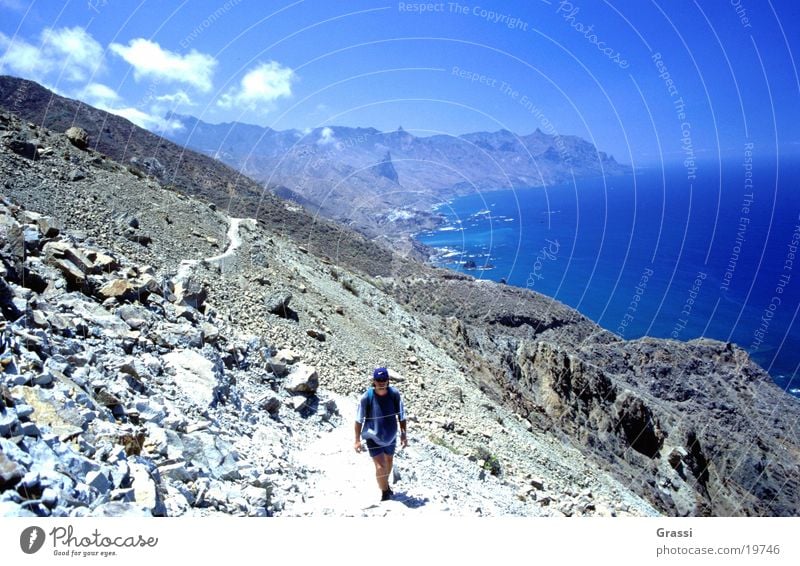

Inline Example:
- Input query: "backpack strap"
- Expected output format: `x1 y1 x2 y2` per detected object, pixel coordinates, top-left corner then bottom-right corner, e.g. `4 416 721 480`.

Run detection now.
393 388 400 419
365 386 374 422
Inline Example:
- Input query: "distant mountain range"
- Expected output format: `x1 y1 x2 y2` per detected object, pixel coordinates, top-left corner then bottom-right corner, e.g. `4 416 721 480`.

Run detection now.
163 113 629 245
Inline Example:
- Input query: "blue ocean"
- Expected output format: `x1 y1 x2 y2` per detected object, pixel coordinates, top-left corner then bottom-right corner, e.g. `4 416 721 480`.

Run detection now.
417 159 800 397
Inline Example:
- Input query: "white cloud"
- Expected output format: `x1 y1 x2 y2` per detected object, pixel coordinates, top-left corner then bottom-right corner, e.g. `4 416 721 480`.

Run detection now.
0 26 104 83
0 32 51 77
0 0 30 13
81 82 121 106
217 61 295 110
95 103 184 134
109 38 216 92
41 27 105 81
318 127 336 146
155 90 194 106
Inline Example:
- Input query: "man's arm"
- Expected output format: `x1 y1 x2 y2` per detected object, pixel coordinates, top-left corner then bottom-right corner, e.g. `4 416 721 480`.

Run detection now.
398 392 408 447
354 421 363 452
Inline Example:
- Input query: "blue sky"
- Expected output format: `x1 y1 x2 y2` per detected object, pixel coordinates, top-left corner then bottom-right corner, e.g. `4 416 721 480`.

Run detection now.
1 0 799 166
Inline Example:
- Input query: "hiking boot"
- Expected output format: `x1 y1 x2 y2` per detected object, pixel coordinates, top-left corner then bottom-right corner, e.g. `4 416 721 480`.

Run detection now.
381 488 394 501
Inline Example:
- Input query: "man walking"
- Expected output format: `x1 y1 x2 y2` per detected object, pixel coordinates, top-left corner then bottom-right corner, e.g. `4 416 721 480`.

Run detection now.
354 367 408 501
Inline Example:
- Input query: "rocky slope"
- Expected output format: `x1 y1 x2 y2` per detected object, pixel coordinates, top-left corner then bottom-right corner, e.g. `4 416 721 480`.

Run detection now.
0 109 658 517
1 97 798 517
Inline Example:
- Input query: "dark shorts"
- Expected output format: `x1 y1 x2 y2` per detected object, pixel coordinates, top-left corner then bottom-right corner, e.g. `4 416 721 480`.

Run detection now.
366 439 396 458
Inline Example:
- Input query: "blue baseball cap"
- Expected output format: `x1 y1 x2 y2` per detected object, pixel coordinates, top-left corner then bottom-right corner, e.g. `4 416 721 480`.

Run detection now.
373 367 389 381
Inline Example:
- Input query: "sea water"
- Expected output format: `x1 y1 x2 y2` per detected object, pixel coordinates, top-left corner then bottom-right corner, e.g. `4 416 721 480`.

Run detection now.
417 159 800 397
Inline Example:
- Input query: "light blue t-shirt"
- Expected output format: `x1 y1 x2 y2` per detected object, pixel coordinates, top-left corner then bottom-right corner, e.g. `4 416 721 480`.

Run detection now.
356 386 405 447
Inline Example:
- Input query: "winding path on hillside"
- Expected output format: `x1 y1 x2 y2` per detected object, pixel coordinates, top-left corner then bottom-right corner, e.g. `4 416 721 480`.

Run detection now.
175 217 256 281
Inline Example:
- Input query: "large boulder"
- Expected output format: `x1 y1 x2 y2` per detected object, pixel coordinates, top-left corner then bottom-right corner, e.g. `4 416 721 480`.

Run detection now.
0 451 25 490
265 291 292 317
284 364 319 394
180 432 240 481
163 349 225 407
149 322 203 350
64 127 89 150
172 277 206 310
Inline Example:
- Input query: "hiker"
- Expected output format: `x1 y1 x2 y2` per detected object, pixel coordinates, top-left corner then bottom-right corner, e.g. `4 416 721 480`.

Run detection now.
354 367 407 501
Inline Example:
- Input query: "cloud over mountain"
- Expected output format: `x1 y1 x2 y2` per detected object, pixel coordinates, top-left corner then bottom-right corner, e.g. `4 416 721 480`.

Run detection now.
0 26 104 83
218 61 295 111
109 38 217 92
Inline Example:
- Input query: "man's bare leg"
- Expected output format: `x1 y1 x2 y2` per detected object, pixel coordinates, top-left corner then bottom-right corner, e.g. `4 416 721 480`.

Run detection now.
372 454 391 491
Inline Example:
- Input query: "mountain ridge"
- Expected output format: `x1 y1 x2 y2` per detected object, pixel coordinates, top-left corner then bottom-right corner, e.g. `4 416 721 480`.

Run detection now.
162 111 629 250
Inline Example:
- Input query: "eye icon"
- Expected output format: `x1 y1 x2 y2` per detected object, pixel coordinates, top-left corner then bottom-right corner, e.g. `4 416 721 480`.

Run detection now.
20 527 46 554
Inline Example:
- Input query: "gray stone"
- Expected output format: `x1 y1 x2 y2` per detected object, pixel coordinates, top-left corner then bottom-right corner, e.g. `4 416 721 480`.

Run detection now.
172 277 206 309
31 310 48 327
65 126 89 149
33 372 53 386
68 299 129 337
110 460 130 488
98 278 135 300
68 168 86 182
149 323 203 350
181 432 240 481
6 139 37 159
2 438 33 468
20 422 40 437
22 225 40 249
290 395 308 411
133 399 167 424
322 399 339 420
109 488 136 502
86 470 112 494
0 451 25 489
42 487 59 508
163 349 221 407
200 322 220 344
306 328 326 341
52 446 100 479
260 396 281 414
48 313 74 333
0 408 19 436
163 487 191 516
158 462 197 483
19 470 40 490
266 359 288 377
284 364 319 394
42 241 93 275
243 485 269 508
265 291 292 317
50 258 85 285
143 423 168 456
14 403 33 419
129 460 165 516
530 477 546 490
86 250 118 273
272 348 298 365
124 230 152 246
36 216 62 238
116 304 154 326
